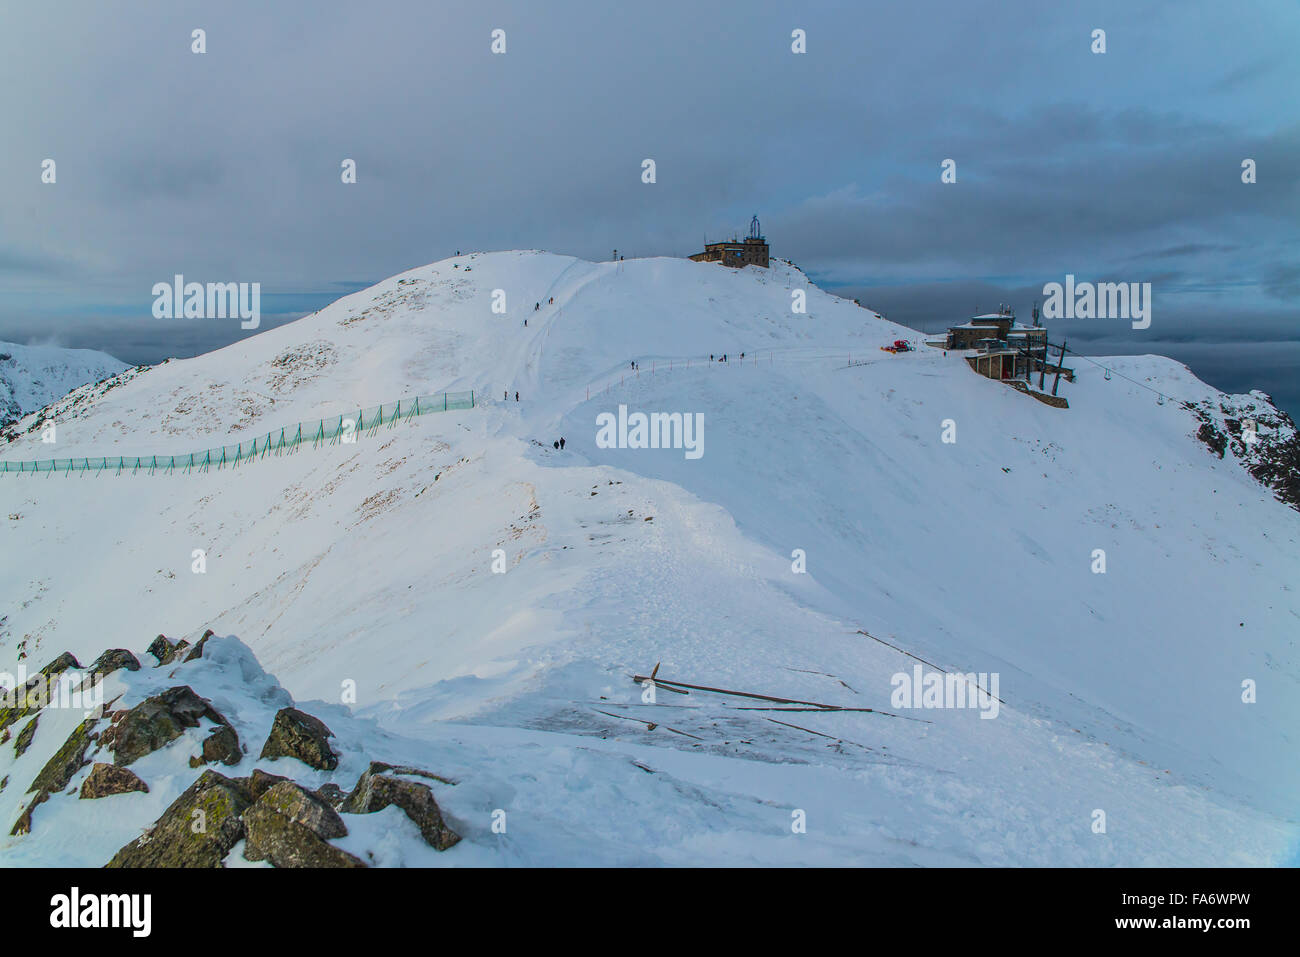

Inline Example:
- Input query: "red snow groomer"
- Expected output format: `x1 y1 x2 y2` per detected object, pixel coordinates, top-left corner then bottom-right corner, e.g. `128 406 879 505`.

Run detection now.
880 339 912 353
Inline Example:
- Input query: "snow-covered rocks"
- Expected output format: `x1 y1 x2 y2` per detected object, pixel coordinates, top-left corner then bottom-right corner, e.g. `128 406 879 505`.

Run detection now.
2 634 462 866
0 341 128 429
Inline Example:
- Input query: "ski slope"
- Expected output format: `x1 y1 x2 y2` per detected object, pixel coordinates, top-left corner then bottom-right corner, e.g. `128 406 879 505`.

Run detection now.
1 252 1296 866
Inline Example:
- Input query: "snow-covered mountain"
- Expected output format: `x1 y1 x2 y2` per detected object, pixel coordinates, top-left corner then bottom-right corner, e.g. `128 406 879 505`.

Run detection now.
1 252 1297 867
0 341 128 429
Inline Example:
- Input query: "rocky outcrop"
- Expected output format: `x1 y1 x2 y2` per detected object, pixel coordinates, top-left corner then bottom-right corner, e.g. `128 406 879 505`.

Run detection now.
243 768 291 800
76 649 141 694
86 648 141 677
28 718 97 795
106 770 252 867
11 717 99 835
258 708 338 771
340 762 460 851
315 782 346 807
80 762 148 799
1188 394 1300 511
13 714 38 757
189 724 242 768
146 635 177 666
38 652 81 678
99 686 234 767
183 630 216 663
242 780 363 868
0 651 83 731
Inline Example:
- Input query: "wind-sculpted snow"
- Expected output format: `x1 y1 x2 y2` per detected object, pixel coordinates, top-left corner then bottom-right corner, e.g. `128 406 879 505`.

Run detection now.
1 252 1296 866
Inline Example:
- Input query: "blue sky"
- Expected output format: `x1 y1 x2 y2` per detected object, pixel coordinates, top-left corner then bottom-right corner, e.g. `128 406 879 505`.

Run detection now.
2 0 1297 411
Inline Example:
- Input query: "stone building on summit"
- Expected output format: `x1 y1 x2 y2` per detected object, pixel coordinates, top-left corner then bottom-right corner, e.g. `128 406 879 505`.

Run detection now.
690 215 769 269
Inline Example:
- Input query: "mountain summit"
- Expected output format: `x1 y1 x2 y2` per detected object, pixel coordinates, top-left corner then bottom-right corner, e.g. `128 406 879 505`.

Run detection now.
1 252 1296 867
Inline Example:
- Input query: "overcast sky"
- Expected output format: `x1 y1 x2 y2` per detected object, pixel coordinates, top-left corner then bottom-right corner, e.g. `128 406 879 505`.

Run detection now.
2 1 1297 413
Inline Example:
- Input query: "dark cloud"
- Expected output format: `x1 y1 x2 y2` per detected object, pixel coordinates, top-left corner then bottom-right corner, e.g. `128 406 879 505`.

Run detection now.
0 0 1294 415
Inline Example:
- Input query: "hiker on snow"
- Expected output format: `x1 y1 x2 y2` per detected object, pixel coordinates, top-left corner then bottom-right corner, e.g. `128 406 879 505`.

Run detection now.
515 392 519 402
553 441 559 449
560 437 565 450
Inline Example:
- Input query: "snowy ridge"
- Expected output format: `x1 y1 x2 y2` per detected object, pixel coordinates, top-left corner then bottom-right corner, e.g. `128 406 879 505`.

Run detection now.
1 251 1297 867
0 341 128 429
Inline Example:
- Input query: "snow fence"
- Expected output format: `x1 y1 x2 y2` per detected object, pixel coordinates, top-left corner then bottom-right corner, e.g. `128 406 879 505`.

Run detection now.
0 390 475 475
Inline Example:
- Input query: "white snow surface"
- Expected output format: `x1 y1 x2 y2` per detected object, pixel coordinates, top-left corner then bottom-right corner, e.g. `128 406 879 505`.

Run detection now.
1 252 1297 867
0 340 127 428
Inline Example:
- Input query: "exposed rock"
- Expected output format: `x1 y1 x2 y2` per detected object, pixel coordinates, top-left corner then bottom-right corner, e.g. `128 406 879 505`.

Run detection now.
76 649 141 695
258 708 338 771
183 629 216 663
244 768 291 800
315 783 346 807
11 718 98 835
80 762 148 799
0 652 84 731
86 648 141 676
13 714 38 757
106 770 252 867
1189 395 1300 511
38 652 82 678
11 803 36 836
146 635 176 666
366 760 455 785
249 780 348 842
28 718 97 795
99 686 232 767
242 781 364 868
340 762 460 851
189 724 242 768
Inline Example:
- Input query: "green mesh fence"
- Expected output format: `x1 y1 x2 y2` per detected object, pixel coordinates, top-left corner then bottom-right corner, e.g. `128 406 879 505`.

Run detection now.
0 390 474 475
